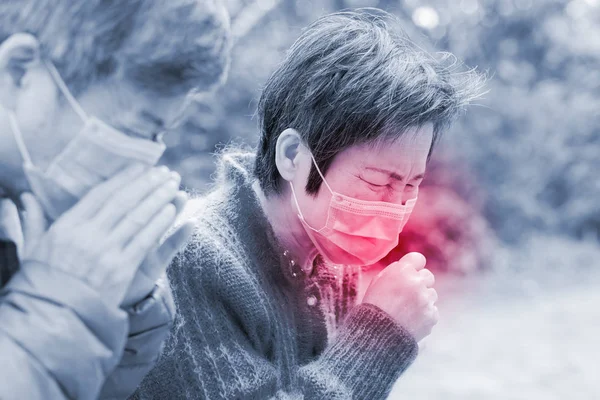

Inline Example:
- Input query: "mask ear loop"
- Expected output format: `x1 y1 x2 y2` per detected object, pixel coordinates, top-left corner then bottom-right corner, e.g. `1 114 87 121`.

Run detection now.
8 112 33 167
310 154 334 195
43 59 88 121
289 153 333 233
289 181 307 221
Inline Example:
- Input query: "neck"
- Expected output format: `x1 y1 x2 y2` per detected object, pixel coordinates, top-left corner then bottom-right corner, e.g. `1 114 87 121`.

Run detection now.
252 180 317 271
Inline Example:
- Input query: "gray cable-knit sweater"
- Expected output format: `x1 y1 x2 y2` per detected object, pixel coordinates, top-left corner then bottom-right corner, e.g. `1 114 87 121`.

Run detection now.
132 151 418 400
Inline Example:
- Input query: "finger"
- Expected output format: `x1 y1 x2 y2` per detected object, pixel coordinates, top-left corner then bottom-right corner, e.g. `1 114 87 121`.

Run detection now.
20 192 48 244
95 167 178 229
427 287 438 303
109 182 181 244
65 163 146 219
0 198 23 254
136 245 162 283
431 305 440 324
157 222 194 265
123 203 178 264
419 268 435 287
140 222 195 282
394 252 427 271
172 191 188 216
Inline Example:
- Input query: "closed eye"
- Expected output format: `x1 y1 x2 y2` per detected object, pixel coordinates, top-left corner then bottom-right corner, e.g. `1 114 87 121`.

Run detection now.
359 177 390 190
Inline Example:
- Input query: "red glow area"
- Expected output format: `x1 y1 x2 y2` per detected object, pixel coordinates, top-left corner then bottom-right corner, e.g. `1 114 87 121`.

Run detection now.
377 185 495 275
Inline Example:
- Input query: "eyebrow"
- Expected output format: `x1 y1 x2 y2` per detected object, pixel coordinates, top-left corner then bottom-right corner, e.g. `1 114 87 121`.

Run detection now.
365 167 425 182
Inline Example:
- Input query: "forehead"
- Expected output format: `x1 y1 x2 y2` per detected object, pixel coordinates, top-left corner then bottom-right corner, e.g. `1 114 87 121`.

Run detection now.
331 124 434 172
81 78 190 137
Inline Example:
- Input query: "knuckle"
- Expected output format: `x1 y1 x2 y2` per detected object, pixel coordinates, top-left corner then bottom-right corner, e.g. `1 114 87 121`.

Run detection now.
143 167 169 186
428 287 439 301
162 203 177 216
163 179 180 193
430 307 440 323
421 268 434 281
155 186 177 203
400 262 418 274
409 275 422 288
418 291 430 306
158 184 176 197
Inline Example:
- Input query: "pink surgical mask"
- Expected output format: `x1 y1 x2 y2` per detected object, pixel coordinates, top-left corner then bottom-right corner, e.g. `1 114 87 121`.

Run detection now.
289 155 417 266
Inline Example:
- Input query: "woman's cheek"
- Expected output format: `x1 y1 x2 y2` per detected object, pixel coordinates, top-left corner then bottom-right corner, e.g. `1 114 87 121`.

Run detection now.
301 192 331 227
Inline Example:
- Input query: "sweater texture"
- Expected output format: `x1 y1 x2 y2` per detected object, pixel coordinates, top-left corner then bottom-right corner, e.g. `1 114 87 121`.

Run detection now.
133 151 418 400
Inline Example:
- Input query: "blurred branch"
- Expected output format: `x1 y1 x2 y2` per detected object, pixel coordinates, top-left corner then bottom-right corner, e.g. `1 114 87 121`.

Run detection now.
231 0 283 41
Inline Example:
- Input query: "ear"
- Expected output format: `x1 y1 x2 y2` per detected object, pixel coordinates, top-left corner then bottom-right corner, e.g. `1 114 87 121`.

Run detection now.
274 128 306 182
0 33 41 111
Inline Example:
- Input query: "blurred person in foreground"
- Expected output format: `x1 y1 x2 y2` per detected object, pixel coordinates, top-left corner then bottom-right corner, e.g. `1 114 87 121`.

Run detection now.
0 0 230 399
134 9 483 400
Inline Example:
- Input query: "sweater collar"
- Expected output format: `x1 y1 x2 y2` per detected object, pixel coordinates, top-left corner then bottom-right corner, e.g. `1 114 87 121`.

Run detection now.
213 150 311 286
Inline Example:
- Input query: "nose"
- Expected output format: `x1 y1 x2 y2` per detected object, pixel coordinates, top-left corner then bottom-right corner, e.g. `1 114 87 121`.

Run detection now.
400 186 418 205
383 186 418 205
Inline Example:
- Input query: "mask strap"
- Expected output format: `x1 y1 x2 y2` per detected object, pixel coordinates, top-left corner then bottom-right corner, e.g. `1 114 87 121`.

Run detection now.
289 181 306 221
289 153 333 232
8 112 33 166
289 152 332 220
289 181 323 234
310 154 334 195
44 59 88 121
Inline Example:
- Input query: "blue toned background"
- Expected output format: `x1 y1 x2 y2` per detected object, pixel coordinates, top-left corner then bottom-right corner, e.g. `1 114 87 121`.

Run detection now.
161 1 600 398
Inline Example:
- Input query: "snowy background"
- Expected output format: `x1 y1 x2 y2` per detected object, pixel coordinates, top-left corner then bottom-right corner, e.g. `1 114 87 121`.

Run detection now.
160 1 600 398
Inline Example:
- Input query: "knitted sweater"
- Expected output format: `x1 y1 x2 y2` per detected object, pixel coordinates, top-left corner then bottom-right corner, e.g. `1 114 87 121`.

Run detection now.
133 151 418 400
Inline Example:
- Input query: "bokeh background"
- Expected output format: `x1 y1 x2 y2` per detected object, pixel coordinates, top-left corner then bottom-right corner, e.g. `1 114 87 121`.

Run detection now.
161 0 600 398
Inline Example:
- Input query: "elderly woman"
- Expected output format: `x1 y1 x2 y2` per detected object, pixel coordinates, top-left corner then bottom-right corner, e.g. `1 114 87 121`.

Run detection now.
134 9 482 400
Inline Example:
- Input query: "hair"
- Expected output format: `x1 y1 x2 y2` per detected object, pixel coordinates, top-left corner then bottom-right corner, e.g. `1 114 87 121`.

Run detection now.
254 8 485 196
0 0 231 96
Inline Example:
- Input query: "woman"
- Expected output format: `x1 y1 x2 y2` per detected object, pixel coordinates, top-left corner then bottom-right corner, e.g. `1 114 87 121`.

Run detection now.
135 9 482 400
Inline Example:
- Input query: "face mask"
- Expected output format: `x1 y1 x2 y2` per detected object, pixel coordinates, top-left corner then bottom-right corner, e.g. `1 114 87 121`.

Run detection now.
290 154 417 267
8 60 166 220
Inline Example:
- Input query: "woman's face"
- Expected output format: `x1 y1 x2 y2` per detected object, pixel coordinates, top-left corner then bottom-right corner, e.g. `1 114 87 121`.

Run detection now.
290 123 434 231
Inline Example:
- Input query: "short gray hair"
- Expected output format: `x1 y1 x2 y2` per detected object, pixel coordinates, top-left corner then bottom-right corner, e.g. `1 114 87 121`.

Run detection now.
0 0 231 96
254 8 484 196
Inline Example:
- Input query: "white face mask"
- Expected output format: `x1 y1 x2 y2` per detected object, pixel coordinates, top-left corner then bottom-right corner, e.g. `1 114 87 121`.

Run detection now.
290 154 417 266
8 60 166 220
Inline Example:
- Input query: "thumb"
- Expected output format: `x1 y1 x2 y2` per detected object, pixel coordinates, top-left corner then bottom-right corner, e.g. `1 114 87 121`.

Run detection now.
0 197 23 252
140 221 195 282
392 252 427 271
20 192 48 250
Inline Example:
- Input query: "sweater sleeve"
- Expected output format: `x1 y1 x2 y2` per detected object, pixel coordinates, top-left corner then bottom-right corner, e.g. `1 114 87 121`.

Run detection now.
298 303 418 399
0 260 129 400
132 243 418 400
